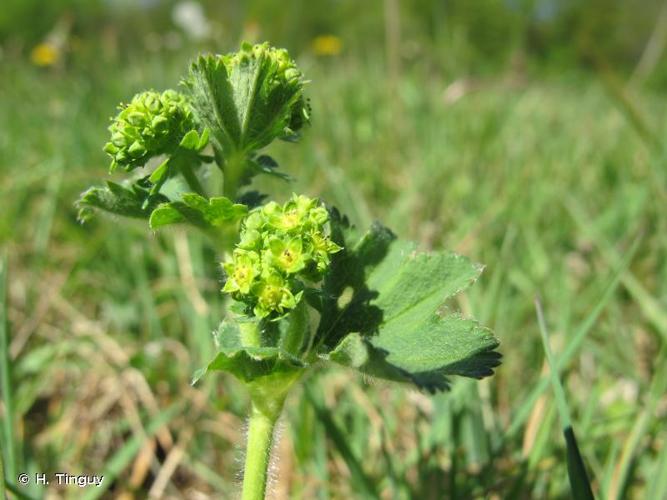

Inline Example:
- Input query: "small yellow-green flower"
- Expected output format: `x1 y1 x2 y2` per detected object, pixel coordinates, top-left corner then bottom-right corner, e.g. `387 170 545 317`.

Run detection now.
307 230 342 272
238 228 262 250
267 237 307 274
253 273 300 318
222 250 260 294
264 195 323 233
308 206 328 226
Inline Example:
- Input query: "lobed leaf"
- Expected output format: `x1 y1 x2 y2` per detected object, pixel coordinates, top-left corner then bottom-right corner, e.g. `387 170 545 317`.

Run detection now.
247 154 291 182
185 54 240 154
319 221 501 392
192 345 301 386
77 179 168 222
184 43 308 155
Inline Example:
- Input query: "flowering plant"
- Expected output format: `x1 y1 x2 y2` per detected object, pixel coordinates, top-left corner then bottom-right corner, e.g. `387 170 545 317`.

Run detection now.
78 42 500 500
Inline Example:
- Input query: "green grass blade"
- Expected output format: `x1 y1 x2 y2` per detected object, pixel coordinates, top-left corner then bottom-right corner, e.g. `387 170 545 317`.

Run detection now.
564 198 667 340
535 298 594 500
563 427 594 500
595 65 659 149
182 457 234 495
609 345 667 500
32 159 62 255
4 480 38 500
647 434 667 500
600 440 620 499
0 255 17 484
534 299 572 429
0 445 5 499
506 235 640 439
304 383 380 499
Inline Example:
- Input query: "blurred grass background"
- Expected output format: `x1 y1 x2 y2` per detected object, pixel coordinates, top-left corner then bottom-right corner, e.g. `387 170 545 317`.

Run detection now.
2 0 667 498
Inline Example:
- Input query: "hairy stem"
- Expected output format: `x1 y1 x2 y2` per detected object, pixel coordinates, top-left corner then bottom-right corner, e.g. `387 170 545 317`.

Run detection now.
240 320 262 347
241 369 302 500
242 403 279 500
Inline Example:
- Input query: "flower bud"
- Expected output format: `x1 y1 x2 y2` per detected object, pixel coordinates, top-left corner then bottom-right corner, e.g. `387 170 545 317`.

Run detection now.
104 90 196 171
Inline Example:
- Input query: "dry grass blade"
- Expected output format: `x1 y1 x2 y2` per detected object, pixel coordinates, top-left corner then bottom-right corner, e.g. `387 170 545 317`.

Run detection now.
80 402 182 500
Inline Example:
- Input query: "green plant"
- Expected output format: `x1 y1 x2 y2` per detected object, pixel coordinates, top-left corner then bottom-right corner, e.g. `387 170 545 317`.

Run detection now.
77 41 501 500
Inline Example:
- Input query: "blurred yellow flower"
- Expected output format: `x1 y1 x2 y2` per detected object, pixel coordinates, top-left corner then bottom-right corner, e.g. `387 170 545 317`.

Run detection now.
30 43 60 66
312 35 342 56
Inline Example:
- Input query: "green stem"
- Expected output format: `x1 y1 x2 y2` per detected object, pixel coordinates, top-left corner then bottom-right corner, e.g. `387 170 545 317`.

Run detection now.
239 321 262 347
222 152 246 199
179 160 206 197
242 403 279 500
280 300 309 357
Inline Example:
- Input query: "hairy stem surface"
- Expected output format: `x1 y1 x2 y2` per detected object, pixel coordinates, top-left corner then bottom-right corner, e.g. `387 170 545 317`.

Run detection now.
242 403 279 500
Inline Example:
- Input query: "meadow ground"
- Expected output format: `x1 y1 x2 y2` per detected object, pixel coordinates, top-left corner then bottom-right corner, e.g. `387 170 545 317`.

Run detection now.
1 40 667 499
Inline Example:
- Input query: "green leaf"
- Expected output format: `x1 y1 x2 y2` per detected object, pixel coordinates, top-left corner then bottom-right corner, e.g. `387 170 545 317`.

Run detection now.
0 256 18 486
184 43 308 155
148 157 170 184
186 54 240 154
192 346 298 385
371 313 500 378
149 193 247 230
319 220 500 392
178 128 210 152
192 316 305 393
197 127 210 150
326 333 369 368
317 221 396 347
195 317 307 420
212 316 246 351
77 179 168 221
179 129 201 150
248 154 291 181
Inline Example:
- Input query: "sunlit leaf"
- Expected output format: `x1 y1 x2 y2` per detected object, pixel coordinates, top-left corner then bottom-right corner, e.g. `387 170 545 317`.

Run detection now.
320 220 501 392
184 43 308 155
76 179 168 222
149 193 247 230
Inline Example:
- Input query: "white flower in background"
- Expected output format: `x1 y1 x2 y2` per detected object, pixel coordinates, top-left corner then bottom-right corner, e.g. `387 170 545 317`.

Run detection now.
172 1 211 41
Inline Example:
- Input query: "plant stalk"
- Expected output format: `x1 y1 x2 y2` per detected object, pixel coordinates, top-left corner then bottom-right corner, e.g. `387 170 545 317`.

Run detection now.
179 160 206 197
222 152 246 199
242 403 279 500
240 321 262 347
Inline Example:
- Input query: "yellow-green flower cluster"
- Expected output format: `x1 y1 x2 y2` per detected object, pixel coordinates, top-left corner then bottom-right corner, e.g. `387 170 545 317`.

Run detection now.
230 42 302 83
103 90 195 171
222 195 341 319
